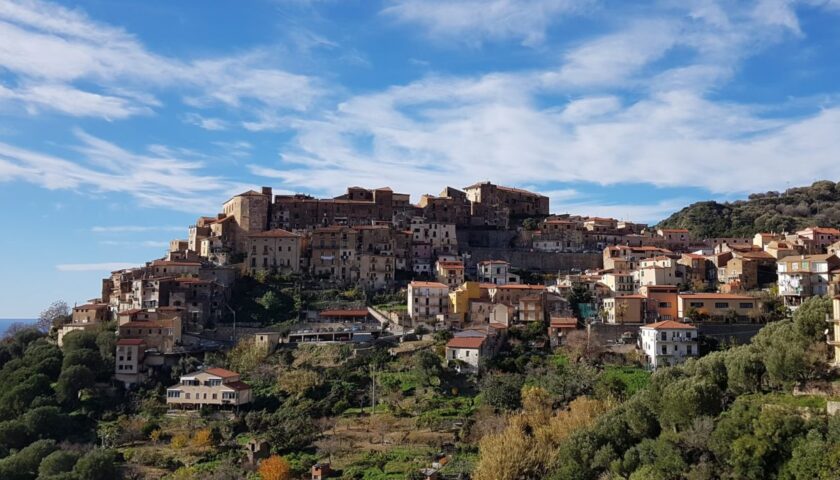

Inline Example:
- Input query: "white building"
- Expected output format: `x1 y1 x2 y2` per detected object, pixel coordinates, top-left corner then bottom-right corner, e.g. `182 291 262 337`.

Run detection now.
477 260 520 285
639 320 698 369
445 335 489 373
407 281 450 325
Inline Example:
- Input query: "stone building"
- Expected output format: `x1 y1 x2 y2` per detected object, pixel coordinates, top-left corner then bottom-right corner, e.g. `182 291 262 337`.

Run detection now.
246 229 302 275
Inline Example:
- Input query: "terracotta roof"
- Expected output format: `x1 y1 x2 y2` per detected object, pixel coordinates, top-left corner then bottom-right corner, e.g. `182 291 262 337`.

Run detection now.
119 309 143 315
409 281 449 288
119 319 176 329
248 229 300 238
659 228 689 233
117 338 146 346
204 367 239 379
800 227 840 235
151 260 201 267
478 259 509 265
550 317 577 328
437 261 465 268
679 293 755 300
446 336 486 349
222 380 251 391
643 320 696 330
615 294 646 299
493 284 545 290
488 322 508 329
319 309 369 317
74 303 109 310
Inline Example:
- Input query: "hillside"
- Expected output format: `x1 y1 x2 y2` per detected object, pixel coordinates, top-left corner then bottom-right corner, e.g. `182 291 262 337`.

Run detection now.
657 180 840 238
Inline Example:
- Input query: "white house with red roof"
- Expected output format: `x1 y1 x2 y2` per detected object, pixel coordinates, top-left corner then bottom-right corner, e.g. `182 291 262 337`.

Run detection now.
639 320 698 369
445 334 490 373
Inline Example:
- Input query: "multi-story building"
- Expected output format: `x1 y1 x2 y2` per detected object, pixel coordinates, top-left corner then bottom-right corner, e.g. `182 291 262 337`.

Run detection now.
477 260 520 285
221 188 272 253
636 256 685 288
601 271 636 295
657 228 691 251
166 368 252 408
407 281 450 325
602 295 645 324
310 226 359 284
409 218 457 258
518 295 544 322
117 313 182 352
436 260 465 289
245 229 302 275
677 293 760 322
272 187 401 230
115 338 146 387
463 181 549 217
641 285 679 322
603 245 672 271
678 253 715 290
639 320 698 369
777 254 840 307
797 227 840 252
718 250 777 291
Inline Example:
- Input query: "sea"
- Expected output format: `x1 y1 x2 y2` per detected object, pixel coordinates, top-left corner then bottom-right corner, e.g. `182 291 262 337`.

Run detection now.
0 318 37 337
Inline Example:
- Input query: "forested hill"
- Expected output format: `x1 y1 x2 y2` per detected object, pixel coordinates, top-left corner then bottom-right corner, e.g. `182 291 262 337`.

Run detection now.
657 180 840 238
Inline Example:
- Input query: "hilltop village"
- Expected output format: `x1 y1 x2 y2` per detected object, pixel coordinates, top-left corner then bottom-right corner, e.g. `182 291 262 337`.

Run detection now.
35 180 840 478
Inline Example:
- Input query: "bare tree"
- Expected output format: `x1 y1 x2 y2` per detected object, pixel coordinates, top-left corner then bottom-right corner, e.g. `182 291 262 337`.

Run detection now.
38 300 70 332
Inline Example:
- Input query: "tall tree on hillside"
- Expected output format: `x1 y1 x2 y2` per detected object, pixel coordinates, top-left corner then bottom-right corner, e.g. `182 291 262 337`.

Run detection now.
37 300 70 332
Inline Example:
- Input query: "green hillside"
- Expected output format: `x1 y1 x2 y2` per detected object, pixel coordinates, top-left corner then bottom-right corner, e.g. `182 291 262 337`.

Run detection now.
657 180 840 238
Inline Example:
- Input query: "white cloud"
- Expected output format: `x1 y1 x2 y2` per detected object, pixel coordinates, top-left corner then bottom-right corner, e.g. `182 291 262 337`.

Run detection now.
560 198 691 224
0 131 251 212
99 240 170 248
0 0 323 120
91 226 184 233
183 113 228 131
382 0 589 47
56 262 141 272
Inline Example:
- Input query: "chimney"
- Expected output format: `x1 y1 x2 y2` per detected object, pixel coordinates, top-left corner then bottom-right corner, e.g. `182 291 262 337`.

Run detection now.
261 186 272 197
217 213 225 220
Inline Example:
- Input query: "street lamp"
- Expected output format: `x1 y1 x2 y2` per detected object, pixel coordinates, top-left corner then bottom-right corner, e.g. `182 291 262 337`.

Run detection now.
225 303 237 345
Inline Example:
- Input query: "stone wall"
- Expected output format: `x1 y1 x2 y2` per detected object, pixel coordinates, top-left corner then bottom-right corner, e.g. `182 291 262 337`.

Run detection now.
464 247 603 273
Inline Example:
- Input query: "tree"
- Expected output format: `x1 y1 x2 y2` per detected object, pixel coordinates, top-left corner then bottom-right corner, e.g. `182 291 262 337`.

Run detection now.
56 365 95 405
38 300 69 332
792 295 831 341
191 428 213 448
480 373 524 411
38 450 80 477
73 449 117 480
258 455 291 480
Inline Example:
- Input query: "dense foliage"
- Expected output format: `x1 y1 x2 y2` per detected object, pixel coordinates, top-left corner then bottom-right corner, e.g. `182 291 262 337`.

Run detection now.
657 180 840 238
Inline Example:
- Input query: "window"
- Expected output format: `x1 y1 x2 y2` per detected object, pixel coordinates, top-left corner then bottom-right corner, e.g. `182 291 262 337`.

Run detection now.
660 332 667 341
687 345 693 355
739 302 754 309
661 345 667 355
714 302 729 309
690 302 703 308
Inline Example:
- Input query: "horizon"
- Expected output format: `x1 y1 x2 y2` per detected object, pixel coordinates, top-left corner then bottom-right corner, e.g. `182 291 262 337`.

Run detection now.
4 0 840 316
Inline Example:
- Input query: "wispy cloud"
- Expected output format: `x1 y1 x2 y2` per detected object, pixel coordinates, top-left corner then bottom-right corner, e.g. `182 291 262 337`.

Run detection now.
91 226 183 233
56 262 141 272
0 0 324 120
382 0 590 47
98 240 170 248
0 131 249 212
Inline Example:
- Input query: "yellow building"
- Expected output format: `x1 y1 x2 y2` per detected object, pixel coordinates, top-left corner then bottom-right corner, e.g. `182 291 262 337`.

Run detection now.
448 281 483 324
677 293 759 323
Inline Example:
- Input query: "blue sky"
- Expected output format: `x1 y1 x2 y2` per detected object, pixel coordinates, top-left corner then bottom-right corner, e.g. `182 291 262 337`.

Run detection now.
2 0 840 317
